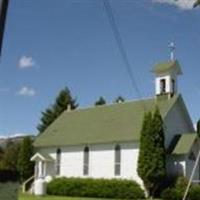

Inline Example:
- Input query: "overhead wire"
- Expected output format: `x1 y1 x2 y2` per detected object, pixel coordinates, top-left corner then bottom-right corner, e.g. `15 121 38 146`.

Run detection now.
102 0 147 111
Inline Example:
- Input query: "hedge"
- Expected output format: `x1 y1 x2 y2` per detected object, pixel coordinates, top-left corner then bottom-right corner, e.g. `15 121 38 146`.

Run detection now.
47 177 145 199
188 185 200 200
161 176 200 200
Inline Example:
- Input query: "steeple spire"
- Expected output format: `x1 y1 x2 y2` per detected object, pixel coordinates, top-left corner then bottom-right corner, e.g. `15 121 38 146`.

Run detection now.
169 42 175 61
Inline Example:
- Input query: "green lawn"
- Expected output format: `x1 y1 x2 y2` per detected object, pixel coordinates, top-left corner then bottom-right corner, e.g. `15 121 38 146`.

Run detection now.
19 193 114 200
19 194 160 200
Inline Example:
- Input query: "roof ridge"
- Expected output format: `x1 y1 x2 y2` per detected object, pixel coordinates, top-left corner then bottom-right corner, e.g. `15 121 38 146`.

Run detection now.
63 96 155 114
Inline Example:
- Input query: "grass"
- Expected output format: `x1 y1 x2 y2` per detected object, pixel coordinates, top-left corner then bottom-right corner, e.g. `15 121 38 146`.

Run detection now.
19 193 161 200
19 193 114 200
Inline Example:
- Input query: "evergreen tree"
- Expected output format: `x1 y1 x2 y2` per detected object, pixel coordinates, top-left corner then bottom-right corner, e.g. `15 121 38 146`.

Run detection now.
137 111 153 196
17 136 34 182
197 119 200 137
37 87 78 133
95 96 106 106
114 96 125 103
137 108 166 197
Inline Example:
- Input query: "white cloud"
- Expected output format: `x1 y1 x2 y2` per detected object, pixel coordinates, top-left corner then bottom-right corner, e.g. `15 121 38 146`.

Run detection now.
18 56 35 69
152 0 196 10
0 133 27 139
17 86 36 97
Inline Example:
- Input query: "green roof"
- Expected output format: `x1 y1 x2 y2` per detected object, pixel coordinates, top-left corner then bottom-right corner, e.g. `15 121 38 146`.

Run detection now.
172 133 197 155
152 60 182 75
34 95 180 148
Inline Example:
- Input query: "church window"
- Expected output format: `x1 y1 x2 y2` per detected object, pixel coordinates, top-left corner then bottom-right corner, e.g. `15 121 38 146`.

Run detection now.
172 79 175 94
56 148 61 175
83 146 89 175
114 145 121 176
160 79 166 93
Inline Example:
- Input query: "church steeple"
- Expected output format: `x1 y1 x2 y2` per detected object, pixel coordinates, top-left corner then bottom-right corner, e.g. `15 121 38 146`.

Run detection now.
152 43 183 99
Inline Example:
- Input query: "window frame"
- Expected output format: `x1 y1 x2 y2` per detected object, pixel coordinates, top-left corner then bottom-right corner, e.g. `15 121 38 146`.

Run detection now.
55 148 61 175
114 144 121 176
83 146 89 176
160 78 166 94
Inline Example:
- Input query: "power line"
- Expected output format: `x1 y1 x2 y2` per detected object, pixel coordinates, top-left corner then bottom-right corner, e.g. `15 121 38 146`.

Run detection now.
102 0 146 110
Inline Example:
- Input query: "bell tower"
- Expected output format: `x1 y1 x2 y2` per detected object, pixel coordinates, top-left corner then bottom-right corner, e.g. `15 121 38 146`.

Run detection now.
152 42 182 99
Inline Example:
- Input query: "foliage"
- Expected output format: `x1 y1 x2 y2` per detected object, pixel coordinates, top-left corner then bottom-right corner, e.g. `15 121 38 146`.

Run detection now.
37 87 78 133
47 177 145 199
0 140 21 171
161 187 177 200
188 185 200 200
137 108 166 197
193 0 200 8
94 96 106 106
17 136 34 182
0 146 4 160
161 176 188 200
114 96 125 103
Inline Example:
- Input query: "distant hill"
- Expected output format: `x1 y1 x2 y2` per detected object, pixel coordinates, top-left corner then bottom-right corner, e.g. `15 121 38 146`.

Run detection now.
0 135 35 149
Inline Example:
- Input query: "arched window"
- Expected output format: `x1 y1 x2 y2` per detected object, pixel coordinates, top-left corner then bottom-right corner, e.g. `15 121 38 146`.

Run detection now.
114 145 121 176
160 79 166 94
56 148 61 175
83 146 89 175
172 79 175 94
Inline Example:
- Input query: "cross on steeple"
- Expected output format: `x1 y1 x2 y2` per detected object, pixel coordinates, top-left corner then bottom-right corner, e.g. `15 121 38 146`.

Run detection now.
169 42 175 61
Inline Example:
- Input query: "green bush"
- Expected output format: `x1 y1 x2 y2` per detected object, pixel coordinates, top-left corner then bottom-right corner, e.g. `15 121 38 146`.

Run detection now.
47 177 145 199
188 185 200 200
161 176 200 200
161 176 188 200
161 187 176 200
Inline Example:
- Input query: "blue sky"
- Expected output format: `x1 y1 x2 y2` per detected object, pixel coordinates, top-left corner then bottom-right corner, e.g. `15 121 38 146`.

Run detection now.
0 0 200 137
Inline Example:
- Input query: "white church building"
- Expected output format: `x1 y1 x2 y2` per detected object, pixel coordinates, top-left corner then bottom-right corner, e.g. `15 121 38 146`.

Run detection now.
31 58 199 193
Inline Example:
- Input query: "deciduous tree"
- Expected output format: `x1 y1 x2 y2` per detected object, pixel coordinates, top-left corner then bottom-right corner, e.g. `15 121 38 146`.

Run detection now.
0 140 20 171
17 136 34 182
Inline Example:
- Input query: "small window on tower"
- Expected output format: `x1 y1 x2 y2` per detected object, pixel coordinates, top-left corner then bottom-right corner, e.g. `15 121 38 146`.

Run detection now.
160 79 166 94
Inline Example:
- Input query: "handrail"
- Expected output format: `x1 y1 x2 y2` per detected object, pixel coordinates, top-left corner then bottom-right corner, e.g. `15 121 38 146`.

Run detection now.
22 175 35 193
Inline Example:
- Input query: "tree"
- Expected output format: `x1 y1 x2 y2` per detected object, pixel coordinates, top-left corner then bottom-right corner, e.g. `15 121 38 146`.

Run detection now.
193 0 200 8
114 96 125 103
17 136 34 182
0 146 4 162
37 87 78 133
94 96 106 106
0 140 21 170
197 119 200 137
137 108 166 197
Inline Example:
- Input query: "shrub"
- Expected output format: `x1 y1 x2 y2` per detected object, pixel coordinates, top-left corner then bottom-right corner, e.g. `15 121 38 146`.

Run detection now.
188 185 200 200
161 176 188 200
161 187 178 200
47 177 145 199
